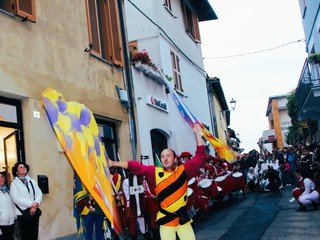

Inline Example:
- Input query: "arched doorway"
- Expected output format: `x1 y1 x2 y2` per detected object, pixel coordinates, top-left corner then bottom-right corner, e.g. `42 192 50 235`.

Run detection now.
150 129 167 166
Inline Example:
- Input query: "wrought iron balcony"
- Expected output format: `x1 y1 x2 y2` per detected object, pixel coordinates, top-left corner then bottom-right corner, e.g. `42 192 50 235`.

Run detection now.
296 58 320 120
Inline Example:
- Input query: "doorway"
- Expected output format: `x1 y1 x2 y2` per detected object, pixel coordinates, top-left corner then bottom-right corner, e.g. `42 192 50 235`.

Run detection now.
0 96 25 186
150 129 168 165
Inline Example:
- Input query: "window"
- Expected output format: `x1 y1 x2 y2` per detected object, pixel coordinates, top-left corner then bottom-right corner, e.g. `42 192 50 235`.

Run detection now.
96 118 118 161
85 0 123 66
170 50 183 92
164 0 172 11
0 0 36 22
182 3 200 42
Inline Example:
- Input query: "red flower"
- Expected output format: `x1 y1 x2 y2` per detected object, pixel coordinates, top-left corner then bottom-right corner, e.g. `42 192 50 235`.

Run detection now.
130 51 150 65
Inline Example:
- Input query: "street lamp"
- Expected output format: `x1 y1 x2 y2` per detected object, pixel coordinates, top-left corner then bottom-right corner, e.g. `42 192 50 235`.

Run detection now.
220 98 237 113
230 98 236 111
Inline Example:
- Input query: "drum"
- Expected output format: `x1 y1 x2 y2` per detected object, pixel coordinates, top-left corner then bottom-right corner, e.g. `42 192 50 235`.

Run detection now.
199 179 212 197
215 175 226 183
232 172 246 191
225 174 235 193
199 178 219 199
187 187 195 210
199 195 209 213
188 177 196 189
199 179 212 189
214 175 228 196
232 172 243 178
188 177 198 197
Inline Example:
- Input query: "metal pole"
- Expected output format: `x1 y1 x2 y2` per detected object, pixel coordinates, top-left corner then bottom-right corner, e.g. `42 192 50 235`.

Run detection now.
117 0 137 159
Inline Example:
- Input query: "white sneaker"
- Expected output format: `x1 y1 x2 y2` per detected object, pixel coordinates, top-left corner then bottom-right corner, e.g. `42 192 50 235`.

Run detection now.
289 197 295 203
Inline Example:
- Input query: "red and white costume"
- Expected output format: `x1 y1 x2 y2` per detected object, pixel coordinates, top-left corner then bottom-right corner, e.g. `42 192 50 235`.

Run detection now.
298 178 320 205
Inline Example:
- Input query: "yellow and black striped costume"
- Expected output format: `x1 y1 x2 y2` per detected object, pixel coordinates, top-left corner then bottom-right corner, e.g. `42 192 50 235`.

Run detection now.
155 165 190 226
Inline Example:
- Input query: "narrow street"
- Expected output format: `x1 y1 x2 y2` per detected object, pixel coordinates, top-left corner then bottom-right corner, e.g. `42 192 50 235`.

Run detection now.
193 186 320 240
59 186 320 240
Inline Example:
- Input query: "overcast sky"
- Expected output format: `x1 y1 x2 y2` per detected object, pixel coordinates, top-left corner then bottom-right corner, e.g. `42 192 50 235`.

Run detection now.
200 0 308 153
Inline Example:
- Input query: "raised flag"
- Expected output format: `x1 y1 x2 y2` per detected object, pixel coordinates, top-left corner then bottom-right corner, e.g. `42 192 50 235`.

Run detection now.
41 88 121 233
157 66 236 162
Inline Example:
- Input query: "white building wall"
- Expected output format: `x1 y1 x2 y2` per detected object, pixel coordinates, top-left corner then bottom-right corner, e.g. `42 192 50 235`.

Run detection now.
277 97 288 108
279 110 291 147
125 0 214 164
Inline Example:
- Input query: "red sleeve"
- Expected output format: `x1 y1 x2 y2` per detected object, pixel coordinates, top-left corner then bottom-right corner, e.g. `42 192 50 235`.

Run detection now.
184 145 207 179
127 161 156 191
76 197 91 213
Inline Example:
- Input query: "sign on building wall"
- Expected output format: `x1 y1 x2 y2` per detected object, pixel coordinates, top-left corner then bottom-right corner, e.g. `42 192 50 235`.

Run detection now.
146 95 169 112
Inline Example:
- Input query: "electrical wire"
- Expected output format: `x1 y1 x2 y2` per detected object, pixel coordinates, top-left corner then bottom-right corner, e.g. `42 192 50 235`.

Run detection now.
127 1 305 76
203 39 305 59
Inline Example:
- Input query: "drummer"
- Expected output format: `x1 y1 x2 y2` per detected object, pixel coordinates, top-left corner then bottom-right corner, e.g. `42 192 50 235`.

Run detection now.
204 155 218 179
221 162 230 174
214 157 227 177
181 151 205 178
180 151 193 164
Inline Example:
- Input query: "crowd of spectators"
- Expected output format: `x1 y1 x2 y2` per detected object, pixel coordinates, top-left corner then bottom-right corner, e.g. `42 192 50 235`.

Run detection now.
236 141 320 198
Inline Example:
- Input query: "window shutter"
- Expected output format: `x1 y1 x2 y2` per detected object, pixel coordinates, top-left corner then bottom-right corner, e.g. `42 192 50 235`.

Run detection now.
176 55 183 92
87 0 101 56
192 14 201 42
109 0 123 66
171 51 183 91
16 0 36 22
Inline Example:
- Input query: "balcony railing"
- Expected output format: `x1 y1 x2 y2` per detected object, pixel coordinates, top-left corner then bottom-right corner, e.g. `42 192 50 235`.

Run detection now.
296 58 320 115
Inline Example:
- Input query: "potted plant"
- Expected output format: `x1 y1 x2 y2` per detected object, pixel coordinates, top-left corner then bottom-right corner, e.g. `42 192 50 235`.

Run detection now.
308 53 320 64
131 51 151 71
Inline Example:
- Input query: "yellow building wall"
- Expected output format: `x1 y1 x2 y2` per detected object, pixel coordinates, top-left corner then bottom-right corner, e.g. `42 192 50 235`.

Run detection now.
0 1 133 238
213 96 228 144
271 99 284 150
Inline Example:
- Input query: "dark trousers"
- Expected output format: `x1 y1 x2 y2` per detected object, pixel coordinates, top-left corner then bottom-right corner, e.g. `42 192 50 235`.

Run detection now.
248 180 255 191
266 178 280 192
17 215 39 240
0 224 15 240
82 213 105 240
282 171 291 185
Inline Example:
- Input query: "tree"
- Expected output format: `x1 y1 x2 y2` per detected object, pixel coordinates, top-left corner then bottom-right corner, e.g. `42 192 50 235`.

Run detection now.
286 91 317 144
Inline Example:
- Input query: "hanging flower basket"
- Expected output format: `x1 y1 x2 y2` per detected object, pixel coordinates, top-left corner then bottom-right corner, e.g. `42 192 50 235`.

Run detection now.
134 61 149 72
131 51 151 65
131 50 169 84
151 72 161 80
145 68 156 77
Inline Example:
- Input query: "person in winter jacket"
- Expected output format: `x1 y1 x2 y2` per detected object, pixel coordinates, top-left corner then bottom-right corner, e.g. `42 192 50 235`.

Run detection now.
10 163 43 240
0 171 16 240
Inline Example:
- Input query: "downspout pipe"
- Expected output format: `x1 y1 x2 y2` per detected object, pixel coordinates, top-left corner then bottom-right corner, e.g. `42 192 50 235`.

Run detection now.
118 0 137 160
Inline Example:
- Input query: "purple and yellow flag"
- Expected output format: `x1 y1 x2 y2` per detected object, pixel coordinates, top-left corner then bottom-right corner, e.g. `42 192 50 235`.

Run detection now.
41 88 121 233
158 69 236 162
